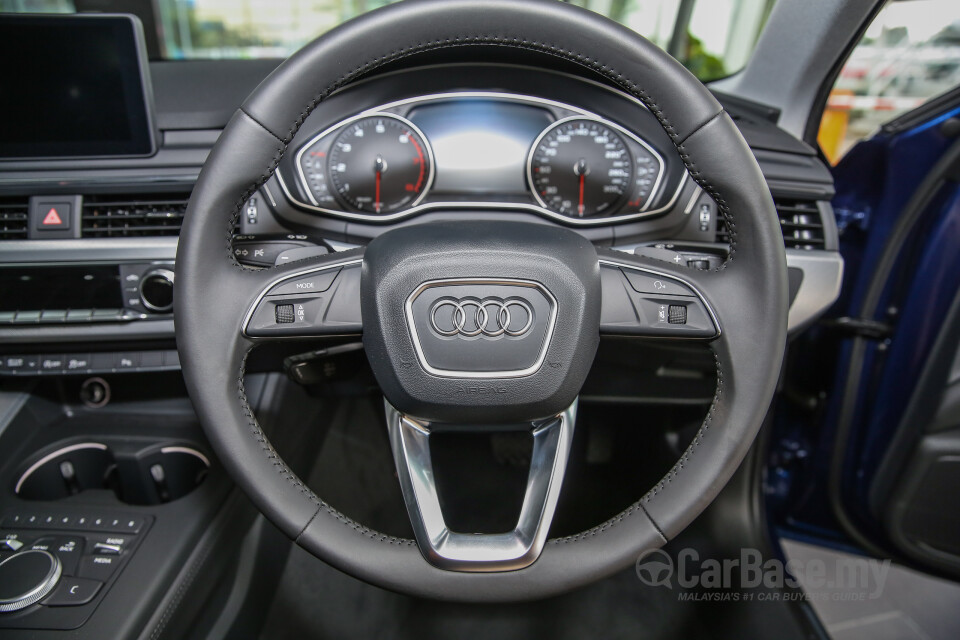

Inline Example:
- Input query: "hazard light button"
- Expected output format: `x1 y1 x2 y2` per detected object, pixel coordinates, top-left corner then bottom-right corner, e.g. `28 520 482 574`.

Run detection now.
36 204 70 230
28 195 80 239
41 207 67 227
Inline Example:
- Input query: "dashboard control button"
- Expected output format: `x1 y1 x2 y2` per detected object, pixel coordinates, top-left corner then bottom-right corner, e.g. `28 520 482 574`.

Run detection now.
28 195 79 239
139 269 175 313
0 539 24 552
39 310 67 323
34 203 71 230
29 537 83 575
139 351 163 369
274 245 330 265
234 241 311 267
13 310 41 324
87 534 130 551
668 305 688 324
3 355 38 373
92 543 122 555
275 304 295 324
116 353 139 370
39 356 66 373
267 269 340 297
631 296 716 338
65 309 93 322
620 268 693 297
0 311 16 323
90 352 116 372
44 577 101 607
91 309 123 321
77 555 118 582
0 550 61 613
3 514 26 528
633 245 686 265
65 355 91 372
102 516 143 534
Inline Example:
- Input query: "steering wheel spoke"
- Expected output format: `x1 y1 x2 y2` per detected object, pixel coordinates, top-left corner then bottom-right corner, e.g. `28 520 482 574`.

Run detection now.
386 399 577 572
598 253 722 340
241 254 364 341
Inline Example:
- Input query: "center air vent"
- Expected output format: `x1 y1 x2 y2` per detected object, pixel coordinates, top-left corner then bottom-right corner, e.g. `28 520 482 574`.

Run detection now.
715 197 826 250
82 194 190 238
0 197 29 240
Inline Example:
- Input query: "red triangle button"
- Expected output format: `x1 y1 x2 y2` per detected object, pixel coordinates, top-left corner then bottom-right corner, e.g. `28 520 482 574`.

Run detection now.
42 208 63 226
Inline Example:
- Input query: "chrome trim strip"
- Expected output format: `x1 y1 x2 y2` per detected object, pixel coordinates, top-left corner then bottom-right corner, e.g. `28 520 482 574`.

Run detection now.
0 174 199 187
279 90 689 226
683 186 703 215
386 399 577 572
160 446 211 467
524 114 665 216
294 112 436 210
15 442 109 494
404 277 558 379
261 182 278 208
0 238 178 264
597 258 722 339
278 166 689 226
240 258 364 338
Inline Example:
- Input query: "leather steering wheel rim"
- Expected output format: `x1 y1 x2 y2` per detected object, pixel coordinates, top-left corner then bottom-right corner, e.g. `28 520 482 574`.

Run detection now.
175 0 787 602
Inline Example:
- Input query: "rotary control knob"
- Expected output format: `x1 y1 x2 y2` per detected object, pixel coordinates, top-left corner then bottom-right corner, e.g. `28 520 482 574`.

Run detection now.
0 550 62 612
139 269 175 313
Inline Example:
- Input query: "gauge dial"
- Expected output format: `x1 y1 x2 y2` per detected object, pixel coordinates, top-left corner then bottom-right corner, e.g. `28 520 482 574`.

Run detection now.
326 115 432 214
528 118 632 218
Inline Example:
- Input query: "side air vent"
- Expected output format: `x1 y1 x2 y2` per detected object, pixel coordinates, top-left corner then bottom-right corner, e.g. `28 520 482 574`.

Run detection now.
81 194 190 238
777 198 825 250
0 197 29 240
715 197 826 250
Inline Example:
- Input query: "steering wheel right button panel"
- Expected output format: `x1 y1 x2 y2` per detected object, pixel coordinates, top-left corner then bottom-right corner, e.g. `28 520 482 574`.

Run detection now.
599 263 719 339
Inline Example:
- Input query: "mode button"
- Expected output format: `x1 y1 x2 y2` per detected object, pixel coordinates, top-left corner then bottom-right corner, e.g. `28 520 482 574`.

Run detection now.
266 268 340 297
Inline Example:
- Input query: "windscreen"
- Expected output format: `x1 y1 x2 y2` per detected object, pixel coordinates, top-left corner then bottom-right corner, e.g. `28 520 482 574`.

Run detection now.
3 1 777 84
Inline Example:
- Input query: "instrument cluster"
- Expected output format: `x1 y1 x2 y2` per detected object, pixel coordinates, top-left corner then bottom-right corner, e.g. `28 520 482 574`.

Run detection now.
281 93 673 226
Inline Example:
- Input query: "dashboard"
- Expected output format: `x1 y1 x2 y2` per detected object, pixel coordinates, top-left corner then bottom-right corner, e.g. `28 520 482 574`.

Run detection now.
0 60 841 351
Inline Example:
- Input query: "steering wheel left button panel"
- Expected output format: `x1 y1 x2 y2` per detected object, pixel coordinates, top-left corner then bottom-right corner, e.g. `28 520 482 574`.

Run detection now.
245 263 362 337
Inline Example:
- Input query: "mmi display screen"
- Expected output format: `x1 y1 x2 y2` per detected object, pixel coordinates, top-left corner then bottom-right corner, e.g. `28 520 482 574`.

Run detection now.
0 15 156 158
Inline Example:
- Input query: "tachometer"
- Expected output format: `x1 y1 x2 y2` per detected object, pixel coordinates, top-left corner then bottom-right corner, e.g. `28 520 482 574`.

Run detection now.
326 115 433 214
528 118 632 218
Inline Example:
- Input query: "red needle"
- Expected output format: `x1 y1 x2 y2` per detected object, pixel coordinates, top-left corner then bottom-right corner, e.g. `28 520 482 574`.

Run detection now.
578 172 585 217
375 170 381 213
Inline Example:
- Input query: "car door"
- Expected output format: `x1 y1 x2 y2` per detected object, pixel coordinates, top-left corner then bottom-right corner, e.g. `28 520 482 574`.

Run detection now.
770 0 960 581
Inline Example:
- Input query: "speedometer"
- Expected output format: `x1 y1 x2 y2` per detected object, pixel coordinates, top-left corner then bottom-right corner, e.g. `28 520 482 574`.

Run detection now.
528 118 632 218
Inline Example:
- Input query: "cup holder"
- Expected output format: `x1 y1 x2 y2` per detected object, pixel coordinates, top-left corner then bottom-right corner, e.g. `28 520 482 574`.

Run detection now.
14 440 210 506
14 443 113 501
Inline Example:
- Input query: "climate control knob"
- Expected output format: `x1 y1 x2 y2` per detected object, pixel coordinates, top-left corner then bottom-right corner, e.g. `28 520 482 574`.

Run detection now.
139 269 175 313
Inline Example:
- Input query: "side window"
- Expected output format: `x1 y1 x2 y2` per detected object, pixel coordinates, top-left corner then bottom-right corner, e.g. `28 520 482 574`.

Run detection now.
819 0 960 164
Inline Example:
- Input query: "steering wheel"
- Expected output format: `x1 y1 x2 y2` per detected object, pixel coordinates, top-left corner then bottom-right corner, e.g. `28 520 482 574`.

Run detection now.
175 0 787 602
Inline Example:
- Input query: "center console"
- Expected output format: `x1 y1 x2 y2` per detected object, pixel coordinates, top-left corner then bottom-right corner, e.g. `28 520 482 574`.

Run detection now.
0 371 249 637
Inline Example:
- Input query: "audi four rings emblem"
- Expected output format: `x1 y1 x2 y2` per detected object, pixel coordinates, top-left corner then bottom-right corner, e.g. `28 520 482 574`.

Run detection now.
430 298 534 337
